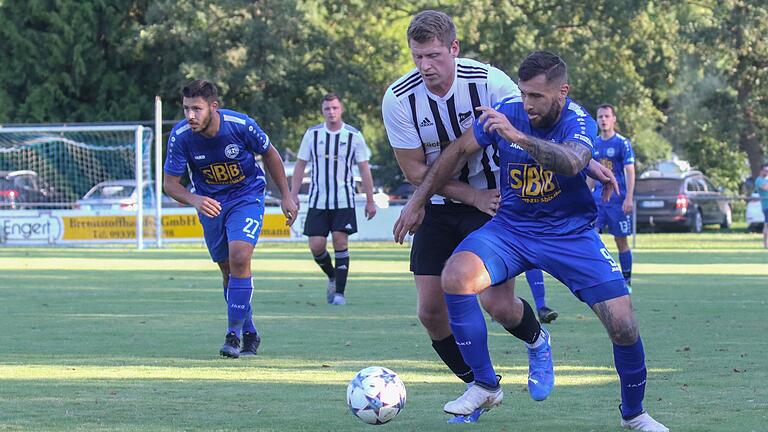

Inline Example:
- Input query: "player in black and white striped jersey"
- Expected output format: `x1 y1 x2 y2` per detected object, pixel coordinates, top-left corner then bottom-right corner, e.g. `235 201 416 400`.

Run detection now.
291 93 376 306
382 11 561 416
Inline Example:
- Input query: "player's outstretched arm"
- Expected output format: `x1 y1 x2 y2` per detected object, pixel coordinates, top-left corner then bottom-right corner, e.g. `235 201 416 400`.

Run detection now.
392 147 493 214
262 145 298 226
163 174 221 217
393 130 482 243
477 105 591 176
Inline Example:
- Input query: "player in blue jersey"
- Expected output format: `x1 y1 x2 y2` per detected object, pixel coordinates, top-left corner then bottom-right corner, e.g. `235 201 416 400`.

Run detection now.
394 52 668 431
163 80 298 358
593 104 636 287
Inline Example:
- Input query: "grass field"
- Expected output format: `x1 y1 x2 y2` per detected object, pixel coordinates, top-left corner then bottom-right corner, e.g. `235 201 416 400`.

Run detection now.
1 231 766 431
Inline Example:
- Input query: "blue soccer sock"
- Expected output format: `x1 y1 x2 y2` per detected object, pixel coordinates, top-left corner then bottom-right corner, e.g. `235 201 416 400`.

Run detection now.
525 270 547 310
613 337 647 419
444 293 497 387
226 276 253 335
619 250 632 283
225 277 257 334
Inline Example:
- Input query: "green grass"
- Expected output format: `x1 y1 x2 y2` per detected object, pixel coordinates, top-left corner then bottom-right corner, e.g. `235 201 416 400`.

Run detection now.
0 233 766 431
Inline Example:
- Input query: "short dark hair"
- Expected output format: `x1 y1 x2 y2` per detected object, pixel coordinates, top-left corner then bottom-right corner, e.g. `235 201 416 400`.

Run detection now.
182 80 218 103
407 10 456 48
322 93 342 104
597 103 616 116
518 51 568 84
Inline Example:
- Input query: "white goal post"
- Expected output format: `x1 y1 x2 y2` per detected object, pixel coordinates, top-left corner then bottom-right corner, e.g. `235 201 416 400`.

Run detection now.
0 124 157 249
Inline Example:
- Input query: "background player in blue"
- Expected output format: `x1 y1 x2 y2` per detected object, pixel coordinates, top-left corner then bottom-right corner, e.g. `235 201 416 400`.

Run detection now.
163 80 298 358
394 52 668 431
593 104 636 288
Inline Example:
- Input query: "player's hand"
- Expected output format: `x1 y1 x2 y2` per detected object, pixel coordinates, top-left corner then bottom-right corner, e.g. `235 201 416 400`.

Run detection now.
473 188 501 216
623 197 634 215
190 195 222 218
365 200 377 220
476 105 521 142
393 198 425 244
281 197 298 226
587 160 619 202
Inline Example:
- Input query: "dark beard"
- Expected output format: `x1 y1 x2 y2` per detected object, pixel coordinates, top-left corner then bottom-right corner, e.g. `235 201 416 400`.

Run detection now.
532 102 563 129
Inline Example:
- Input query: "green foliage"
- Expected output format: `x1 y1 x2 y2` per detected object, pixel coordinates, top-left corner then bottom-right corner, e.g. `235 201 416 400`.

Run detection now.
0 0 766 188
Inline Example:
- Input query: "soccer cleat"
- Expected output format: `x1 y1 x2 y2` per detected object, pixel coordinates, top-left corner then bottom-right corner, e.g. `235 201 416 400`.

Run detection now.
240 331 261 356
443 377 503 416
447 408 486 423
537 306 559 323
331 293 346 305
219 332 240 358
527 327 554 401
326 279 336 304
621 411 669 432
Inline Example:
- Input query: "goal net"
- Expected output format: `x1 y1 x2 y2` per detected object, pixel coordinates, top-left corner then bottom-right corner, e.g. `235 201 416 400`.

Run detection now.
0 125 153 209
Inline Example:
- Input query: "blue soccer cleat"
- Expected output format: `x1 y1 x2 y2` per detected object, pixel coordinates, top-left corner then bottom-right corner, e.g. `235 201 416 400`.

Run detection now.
527 327 554 401
447 408 487 423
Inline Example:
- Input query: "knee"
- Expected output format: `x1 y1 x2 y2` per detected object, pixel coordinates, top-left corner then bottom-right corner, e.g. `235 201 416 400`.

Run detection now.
440 266 473 295
417 304 448 331
608 319 639 345
228 250 251 273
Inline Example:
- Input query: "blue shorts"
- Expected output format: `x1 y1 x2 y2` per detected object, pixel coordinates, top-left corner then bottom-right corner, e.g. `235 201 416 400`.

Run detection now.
199 197 265 262
595 204 632 237
454 219 627 306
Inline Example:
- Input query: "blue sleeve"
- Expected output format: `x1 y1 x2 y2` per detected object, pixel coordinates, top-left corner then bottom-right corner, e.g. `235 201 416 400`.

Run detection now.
623 138 636 165
564 116 598 150
472 112 498 149
244 117 271 155
163 132 188 176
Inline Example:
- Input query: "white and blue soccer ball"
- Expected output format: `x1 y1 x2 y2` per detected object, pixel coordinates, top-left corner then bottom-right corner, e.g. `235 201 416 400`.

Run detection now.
346 366 406 425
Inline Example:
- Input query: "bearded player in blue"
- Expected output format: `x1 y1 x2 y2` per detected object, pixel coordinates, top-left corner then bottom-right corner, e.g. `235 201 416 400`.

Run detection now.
394 52 667 431
164 80 298 358
592 103 636 288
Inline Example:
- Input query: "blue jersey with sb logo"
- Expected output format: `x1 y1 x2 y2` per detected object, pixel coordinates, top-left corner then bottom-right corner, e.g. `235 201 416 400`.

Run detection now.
592 133 634 206
164 109 271 204
473 97 598 235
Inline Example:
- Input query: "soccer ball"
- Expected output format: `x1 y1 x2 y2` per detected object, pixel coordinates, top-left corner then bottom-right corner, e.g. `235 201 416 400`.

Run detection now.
346 366 406 425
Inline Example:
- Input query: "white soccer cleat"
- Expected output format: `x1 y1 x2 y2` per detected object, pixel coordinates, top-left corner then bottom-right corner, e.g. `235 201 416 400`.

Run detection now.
443 382 503 416
621 412 669 432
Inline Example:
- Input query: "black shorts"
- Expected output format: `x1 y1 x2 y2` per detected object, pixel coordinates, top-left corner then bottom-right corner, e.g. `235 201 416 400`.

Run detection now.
410 204 491 275
303 208 358 237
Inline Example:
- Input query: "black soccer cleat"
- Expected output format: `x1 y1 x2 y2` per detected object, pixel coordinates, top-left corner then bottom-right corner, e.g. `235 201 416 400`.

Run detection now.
240 331 261 356
219 331 241 358
537 306 558 324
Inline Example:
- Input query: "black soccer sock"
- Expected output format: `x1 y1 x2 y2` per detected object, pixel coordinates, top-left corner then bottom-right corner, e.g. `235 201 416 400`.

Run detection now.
503 298 541 345
431 334 475 383
313 250 335 280
334 249 349 295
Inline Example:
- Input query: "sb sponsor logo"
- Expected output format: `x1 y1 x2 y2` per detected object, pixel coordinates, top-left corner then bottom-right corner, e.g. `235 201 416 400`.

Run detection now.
507 163 561 203
202 162 245 184
599 158 614 171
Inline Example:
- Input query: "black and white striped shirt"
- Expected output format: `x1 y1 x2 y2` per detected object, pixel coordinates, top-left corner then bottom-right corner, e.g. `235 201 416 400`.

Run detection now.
382 58 520 205
297 122 370 209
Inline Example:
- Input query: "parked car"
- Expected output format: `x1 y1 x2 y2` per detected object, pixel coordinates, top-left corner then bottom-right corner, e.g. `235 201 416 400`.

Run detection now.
745 192 765 232
76 180 182 211
0 170 63 209
634 170 733 233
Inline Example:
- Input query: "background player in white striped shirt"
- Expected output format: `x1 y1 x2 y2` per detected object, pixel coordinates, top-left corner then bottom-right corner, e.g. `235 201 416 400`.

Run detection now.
291 93 376 305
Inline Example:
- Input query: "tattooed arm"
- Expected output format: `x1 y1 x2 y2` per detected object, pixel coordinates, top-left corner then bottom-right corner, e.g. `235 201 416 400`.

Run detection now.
476 105 592 176
515 135 593 176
